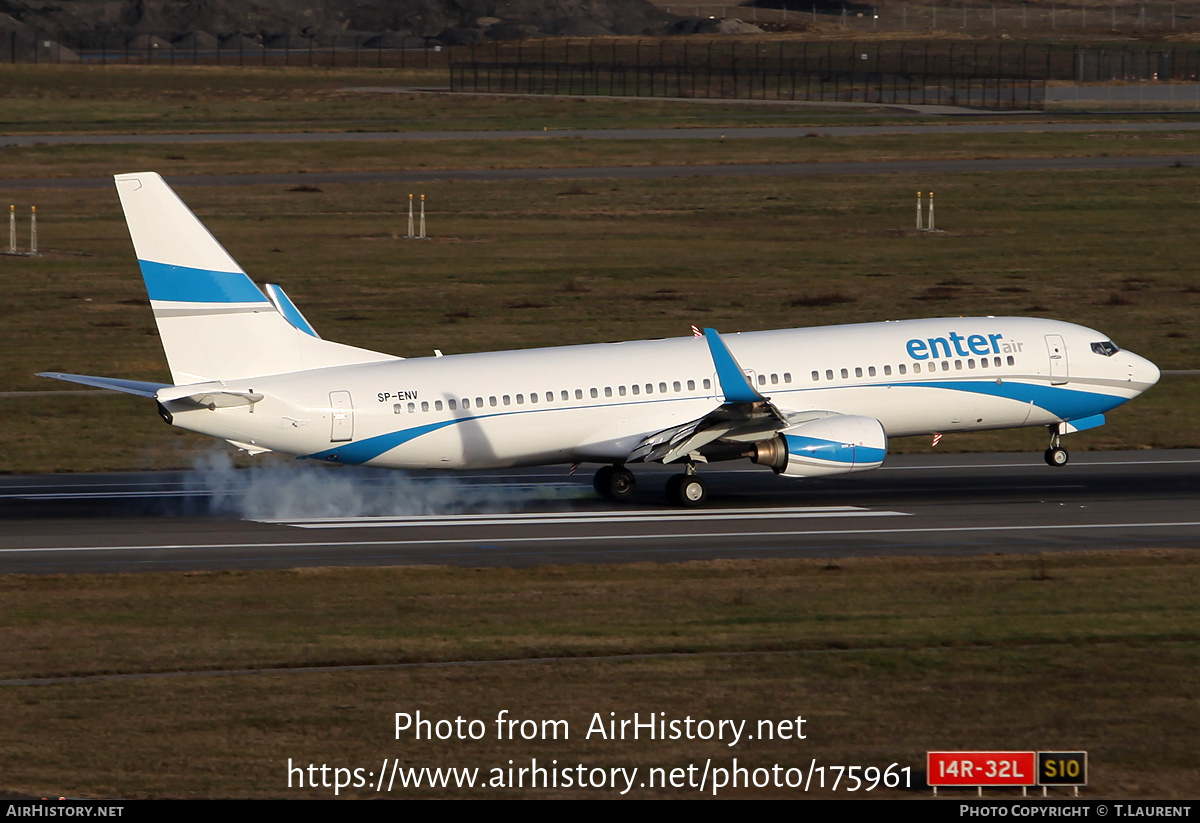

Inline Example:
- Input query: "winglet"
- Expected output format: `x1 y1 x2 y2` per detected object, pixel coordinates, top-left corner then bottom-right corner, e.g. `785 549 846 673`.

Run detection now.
703 328 764 403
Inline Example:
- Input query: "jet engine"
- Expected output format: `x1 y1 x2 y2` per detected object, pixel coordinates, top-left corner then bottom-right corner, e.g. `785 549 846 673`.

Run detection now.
750 415 887 477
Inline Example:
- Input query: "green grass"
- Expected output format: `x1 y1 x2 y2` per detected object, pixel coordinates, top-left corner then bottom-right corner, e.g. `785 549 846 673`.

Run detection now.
6 131 1200 181
0 64 921 134
1 552 1197 797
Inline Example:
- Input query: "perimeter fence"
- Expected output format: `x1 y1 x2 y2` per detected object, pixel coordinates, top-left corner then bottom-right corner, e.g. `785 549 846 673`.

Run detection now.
5 30 1200 111
449 40 1200 109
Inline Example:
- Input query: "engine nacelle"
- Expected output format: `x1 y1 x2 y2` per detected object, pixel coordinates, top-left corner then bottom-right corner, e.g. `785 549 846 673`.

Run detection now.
750 415 887 478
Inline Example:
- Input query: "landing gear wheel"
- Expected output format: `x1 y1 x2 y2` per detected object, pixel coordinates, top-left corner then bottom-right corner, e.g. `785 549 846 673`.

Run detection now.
667 474 707 507
594 465 636 501
1044 447 1069 467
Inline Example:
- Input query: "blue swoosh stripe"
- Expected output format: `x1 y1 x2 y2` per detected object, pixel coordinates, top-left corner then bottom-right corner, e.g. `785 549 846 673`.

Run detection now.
140 260 269 304
304 419 460 465
896 380 1125 420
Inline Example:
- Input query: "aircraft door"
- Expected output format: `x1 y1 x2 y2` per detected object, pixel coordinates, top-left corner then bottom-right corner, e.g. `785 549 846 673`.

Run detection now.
329 391 354 442
1045 335 1069 385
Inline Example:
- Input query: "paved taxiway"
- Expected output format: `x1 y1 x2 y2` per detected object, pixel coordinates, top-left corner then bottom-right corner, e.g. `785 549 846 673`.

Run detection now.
1 450 1197 574
5 153 1199 191
7 120 1200 147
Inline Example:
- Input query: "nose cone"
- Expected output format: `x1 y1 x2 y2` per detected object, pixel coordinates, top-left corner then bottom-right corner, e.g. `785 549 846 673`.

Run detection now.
1130 352 1160 392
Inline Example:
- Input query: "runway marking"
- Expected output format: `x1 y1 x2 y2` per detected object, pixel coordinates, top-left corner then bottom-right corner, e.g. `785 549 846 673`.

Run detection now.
255 505 907 529
4 520 1200 555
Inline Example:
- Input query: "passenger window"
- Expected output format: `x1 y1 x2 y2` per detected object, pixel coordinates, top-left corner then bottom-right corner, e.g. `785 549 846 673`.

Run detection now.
913 364 921 374
590 388 598 398
645 384 654 394
529 393 537 404
619 386 627 396
632 385 640 395
1007 355 1015 366
393 403 403 414
868 366 876 377
687 380 695 391
703 379 712 390
575 389 583 400
502 395 511 405
516 394 524 405
435 400 443 411
855 367 863 378
954 360 962 370
840 368 848 379
475 397 483 407
408 402 416 413
605 387 613 397
812 371 820 381
884 365 892 376
449 399 458 410
771 373 779 385
757 374 766 386
826 369 834 380
489 396 497 407
783 373 791 383
659 382 667 393
673 381 681 392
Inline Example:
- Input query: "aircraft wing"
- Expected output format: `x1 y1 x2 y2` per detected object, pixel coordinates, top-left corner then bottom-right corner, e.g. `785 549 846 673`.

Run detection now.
627 328 838 464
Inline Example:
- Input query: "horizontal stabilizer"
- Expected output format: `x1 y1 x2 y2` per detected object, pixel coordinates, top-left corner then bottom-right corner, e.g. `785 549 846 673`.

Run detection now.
37 372 170 398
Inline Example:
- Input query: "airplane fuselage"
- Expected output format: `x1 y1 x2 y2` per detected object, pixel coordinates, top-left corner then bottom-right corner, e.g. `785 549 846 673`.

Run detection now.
162 316 1160 472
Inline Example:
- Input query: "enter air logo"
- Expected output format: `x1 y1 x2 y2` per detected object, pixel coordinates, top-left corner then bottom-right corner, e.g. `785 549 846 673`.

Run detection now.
905 332 1024 361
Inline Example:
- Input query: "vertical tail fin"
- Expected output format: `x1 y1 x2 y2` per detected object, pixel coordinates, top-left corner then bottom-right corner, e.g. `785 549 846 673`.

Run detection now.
115 172 394 385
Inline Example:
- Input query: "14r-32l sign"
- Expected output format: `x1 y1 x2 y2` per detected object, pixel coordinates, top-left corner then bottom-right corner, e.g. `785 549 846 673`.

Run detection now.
927 751 1088 788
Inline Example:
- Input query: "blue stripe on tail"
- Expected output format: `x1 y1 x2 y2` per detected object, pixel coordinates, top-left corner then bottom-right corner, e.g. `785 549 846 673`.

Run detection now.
139 260 268 304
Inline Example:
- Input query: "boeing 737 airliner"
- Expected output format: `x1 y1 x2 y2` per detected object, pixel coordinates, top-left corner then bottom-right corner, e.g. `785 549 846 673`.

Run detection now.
40 173 1160 506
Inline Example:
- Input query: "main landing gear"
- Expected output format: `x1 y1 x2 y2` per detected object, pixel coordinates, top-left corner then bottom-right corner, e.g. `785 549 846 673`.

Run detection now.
1044 427 1069 467
593 463 709 507
593 464 636 501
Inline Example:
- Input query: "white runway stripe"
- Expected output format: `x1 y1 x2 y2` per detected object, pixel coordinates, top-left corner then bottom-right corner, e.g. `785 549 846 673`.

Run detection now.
259 506 909 529
4 520 1200 556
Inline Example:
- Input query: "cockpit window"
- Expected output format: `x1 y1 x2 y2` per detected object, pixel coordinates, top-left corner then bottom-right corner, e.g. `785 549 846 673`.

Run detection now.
1091 341 1120 357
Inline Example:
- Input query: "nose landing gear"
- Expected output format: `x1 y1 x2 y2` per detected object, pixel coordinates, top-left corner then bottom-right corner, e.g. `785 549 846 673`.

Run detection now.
1044 428 1069 467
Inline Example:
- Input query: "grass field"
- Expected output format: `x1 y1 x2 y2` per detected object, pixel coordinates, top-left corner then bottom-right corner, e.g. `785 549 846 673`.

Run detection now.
1 551 1197 797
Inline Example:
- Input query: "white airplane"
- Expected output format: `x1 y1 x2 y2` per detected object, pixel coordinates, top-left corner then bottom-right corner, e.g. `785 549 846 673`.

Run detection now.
40 172 1161 506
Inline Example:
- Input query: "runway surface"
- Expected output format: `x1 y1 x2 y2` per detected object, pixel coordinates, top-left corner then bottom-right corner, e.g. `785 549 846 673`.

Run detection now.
1 450 1197 574
6 120 1200 147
